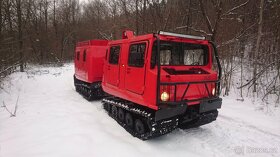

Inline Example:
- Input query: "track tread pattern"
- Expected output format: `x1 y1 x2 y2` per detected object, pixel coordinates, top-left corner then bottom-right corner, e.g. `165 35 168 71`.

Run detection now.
74 76 105 100
102 97 178 140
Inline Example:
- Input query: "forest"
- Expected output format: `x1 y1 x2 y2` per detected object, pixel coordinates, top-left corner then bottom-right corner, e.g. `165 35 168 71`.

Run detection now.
0 0 279 105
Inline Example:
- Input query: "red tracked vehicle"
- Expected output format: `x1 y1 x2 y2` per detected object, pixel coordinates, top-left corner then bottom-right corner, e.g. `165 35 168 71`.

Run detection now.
74 40 109 100
74 31 222 140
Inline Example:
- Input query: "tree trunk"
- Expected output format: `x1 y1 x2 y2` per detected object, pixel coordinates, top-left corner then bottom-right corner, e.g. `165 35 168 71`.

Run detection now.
142 0 147 33
186 0 192 34
0 0 3 41
135 0 139 35
53 0 57 38
16 0 24 72
112 1 117 39
44 0 48 32
253 0 264 93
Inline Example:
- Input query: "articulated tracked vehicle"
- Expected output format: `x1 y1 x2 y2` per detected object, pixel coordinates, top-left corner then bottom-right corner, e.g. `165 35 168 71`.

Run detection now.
74 31 222 140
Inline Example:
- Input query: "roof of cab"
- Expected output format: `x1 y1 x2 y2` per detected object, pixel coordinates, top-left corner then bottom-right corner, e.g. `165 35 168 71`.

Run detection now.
108 30 209 46
109 33 154 45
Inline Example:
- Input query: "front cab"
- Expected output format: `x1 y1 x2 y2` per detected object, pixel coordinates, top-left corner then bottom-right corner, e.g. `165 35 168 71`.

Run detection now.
102 31 222 123
153 32 222 122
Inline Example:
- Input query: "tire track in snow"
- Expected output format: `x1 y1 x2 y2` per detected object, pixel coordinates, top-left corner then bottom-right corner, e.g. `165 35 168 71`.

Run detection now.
219 115 280 139
169 114 280 157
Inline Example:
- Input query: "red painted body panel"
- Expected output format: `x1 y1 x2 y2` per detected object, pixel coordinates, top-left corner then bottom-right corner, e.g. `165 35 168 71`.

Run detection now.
102 33 218 111
74 40 109 83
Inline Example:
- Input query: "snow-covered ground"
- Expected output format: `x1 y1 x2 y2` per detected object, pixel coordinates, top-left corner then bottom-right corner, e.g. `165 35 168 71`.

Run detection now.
0 64 279 157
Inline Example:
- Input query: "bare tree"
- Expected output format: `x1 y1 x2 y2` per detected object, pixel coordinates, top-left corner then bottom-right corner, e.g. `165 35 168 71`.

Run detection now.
0 0 279 106
252 0 264 93
16 0 24 72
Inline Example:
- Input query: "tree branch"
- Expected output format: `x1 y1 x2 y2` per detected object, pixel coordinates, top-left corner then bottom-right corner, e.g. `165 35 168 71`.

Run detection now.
198 0 213 33
222 0 250 17
238 60 279 89
175 25 212 36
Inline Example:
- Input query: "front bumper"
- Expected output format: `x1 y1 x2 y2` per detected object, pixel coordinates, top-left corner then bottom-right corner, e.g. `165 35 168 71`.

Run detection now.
199 98 222 113
155 97 222 121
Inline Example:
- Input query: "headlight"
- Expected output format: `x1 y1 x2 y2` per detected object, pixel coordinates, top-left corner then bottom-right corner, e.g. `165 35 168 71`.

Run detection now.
161 92 169 101
212 88 216 96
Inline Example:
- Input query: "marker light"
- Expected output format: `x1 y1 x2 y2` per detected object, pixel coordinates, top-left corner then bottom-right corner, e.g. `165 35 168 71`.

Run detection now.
161 92 170 102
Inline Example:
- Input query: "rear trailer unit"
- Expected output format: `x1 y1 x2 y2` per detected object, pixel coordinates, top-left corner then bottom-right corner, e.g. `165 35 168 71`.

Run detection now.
74 40 109 100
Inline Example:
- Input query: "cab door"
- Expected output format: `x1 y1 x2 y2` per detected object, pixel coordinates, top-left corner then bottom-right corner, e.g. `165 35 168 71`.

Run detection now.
125 42 148 94
106 45 121 86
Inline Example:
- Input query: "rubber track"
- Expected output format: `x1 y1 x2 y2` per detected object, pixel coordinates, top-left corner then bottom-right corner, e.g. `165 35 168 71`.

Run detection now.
75 82 104 100
102 97 178 140
102 97 220 139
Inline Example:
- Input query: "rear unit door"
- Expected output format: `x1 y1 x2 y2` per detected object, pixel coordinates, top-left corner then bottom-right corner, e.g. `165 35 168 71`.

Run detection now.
125 42 148 94
106 45 121 86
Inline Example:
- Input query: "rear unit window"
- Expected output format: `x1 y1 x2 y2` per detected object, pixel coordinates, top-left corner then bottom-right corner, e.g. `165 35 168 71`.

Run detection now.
128 43 146 67
76 51 80 61
83 49 87 62
109 46 121 64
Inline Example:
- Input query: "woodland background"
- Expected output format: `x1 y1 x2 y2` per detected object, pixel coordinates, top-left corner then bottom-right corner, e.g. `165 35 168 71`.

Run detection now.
0 0 279 105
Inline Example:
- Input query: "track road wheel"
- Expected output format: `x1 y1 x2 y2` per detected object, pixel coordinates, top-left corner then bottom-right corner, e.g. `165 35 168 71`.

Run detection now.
135 119 146 135
118 108 125 122
125 113 134 129
103 103 109 112
111 105 118 119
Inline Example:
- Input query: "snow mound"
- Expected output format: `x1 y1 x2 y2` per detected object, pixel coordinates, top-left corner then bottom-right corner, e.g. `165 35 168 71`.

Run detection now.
0 64 279 157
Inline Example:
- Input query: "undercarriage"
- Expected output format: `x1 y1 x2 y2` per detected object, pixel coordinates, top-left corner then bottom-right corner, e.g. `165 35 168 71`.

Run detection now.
102 97 219 140
74 76 105 100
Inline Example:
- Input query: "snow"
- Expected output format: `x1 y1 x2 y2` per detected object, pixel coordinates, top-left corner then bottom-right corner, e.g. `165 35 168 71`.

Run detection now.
0 63 280 157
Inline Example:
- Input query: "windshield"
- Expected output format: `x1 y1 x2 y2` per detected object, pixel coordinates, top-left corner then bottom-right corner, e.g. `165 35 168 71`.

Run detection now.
151 41 208 67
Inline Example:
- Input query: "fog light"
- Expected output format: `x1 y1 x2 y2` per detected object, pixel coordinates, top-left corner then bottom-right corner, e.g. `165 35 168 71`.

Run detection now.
212 88 216 96
161 92 169 101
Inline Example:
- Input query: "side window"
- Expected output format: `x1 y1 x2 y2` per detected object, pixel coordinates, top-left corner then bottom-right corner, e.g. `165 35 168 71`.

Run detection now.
77 51 80 61
109 46 121 64
83 49 87 62
128 43 146 67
